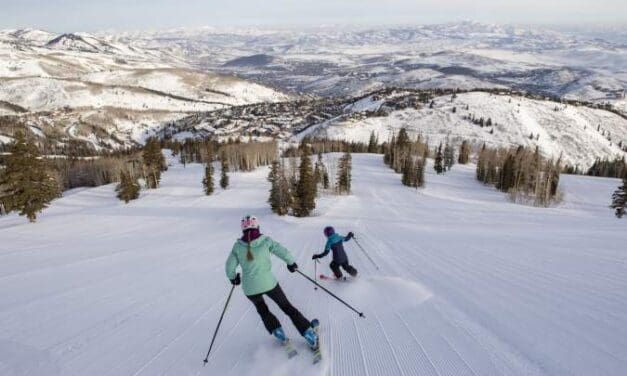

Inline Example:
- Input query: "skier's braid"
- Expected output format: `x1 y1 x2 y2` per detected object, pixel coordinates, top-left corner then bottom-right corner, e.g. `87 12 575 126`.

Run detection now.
246 231 254 261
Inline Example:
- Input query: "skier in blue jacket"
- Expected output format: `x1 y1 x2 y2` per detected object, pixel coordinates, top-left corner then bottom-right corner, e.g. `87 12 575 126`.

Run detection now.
312 226 358 279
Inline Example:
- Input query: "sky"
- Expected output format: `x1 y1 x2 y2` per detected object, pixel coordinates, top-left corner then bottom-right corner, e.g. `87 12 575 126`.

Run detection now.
0 0 625 32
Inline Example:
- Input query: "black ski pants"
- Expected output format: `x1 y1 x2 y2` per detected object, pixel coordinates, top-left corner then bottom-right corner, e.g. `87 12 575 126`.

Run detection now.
247 284 311 336
330 261 358 278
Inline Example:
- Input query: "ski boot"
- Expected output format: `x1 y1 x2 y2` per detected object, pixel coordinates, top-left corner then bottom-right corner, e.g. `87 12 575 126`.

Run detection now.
273 327 297 358
303 327 319 350
306 320 322 363
272 327 288 344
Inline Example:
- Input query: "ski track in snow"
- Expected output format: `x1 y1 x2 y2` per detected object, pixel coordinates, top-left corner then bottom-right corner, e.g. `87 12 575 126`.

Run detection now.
1 153 626 376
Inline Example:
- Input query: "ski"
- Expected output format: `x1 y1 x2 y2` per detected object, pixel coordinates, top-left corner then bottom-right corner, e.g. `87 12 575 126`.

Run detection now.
311 319 322 364
319 274 347 281
283 339 298 359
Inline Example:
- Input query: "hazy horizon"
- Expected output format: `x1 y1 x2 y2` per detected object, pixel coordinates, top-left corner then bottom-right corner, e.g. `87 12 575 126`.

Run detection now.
2 21 626 36
1 0 625 33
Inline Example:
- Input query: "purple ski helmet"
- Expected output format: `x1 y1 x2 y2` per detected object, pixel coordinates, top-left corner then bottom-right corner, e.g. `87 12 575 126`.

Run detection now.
323 226 335 237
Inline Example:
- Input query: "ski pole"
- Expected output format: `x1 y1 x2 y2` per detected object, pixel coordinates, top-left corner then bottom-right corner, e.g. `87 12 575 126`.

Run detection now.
202 277 237 366
353 237 380 270
296 270 365 318
314 260 319 290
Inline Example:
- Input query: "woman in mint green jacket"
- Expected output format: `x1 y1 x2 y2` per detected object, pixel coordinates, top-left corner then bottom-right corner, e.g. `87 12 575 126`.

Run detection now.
226 215 319 349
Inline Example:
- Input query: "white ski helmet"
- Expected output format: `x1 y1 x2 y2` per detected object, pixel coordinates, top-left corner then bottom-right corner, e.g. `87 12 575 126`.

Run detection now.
241 215 260 231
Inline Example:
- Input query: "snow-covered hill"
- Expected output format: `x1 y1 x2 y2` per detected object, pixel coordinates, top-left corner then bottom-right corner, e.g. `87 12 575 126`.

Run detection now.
0 29 289 148
45 33 132 55
0 153 625 376
163 89 626 168
306 91 627 167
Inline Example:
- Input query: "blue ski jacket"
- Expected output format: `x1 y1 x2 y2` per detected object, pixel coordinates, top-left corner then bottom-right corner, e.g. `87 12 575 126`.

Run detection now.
318 233 351 264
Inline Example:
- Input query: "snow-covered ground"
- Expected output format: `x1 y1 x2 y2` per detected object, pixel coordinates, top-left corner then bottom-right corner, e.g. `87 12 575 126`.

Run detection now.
1 153 626 376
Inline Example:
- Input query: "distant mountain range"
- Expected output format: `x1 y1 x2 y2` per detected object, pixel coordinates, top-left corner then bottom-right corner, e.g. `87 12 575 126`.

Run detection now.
113 22 626 105
0 22 625 166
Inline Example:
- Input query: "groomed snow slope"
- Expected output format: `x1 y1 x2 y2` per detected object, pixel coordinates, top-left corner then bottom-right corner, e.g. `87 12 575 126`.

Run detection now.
1 154 626 376
315 92 627 168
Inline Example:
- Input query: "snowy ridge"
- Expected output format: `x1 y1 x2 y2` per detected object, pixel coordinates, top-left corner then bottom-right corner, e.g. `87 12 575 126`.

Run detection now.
0 29 289 148
312 91 627 167
46 33 123 54
3 29 56 46
0 153 625 375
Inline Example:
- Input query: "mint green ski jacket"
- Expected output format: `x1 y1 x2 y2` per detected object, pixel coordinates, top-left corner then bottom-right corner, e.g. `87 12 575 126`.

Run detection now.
225 235 296 296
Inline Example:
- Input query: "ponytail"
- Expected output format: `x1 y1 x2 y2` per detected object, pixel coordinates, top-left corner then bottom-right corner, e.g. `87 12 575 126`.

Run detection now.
246 231 254 261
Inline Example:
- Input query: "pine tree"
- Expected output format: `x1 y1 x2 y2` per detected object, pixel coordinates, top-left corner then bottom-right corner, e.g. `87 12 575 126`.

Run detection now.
476 144 487 182
0 132 60 222
610 176 627 218
155 141 167 172
401 155 417 187
314 152 322 186
293 147 316 217
268 160 281 213
116 170 140 203
485 150 499 185
388 129 412 173
201 143 215 195
397 128 410 148
279 160 293 213
458 140 471 164
434 143 444 174
383 134 395 166
444 142 455 171
498 154 516 192
202 162 214 195
288 156 299 193
143 138 165 189
220 154 229 189
314 152 329 191
368 131 378 153
336 152 352 195
268 160 292 215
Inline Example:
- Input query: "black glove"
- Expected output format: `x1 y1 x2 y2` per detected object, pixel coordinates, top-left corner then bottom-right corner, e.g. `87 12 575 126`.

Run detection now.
287 263 298 273
312 254 321 260
346 232 354 240
230 273 241 285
